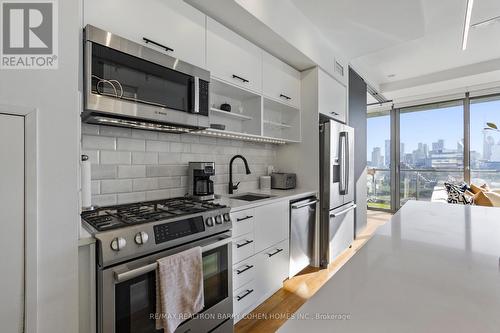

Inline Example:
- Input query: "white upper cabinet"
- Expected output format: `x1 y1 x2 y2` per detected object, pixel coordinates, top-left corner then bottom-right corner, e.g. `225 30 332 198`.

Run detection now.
318 68 347 123
206 17 262 93
84 0 206 68
262 52 301 108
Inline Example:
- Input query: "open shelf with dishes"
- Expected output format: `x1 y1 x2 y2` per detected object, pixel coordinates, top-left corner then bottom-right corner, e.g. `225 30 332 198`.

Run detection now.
262 97 301 142
209 78 262 135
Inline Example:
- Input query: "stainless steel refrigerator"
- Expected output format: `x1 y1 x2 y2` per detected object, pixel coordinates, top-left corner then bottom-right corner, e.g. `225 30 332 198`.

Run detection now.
319 119 356 268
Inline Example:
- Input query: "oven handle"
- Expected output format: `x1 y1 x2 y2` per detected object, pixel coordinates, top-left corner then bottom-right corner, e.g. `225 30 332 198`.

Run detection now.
114 234 232 283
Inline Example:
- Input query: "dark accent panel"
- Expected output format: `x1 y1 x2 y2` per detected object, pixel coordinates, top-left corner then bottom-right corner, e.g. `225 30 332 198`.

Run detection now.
348 68 367 236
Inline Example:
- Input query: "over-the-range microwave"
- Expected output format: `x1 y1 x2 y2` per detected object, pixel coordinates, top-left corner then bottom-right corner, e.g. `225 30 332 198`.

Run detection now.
83 25 210 133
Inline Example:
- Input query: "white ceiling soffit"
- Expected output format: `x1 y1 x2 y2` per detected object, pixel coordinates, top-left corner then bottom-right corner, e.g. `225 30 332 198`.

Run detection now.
185 0 316 70
289 0 426 59
350 0 500 98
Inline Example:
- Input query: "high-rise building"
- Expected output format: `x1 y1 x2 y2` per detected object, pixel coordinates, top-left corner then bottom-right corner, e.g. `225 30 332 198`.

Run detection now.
385 139 391 167
483 134 495 161
432 139 445 152
371 147 382 167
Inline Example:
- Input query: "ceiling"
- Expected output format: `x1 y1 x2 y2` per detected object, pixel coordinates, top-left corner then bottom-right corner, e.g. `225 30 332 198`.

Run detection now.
290 0 500 98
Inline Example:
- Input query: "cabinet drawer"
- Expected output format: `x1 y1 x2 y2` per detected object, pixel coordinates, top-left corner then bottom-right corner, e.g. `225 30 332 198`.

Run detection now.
233 255 257 290
84 0 206 68
207 17 262 93
233 280 258 319
256 240 289 299
254 201 288 253
232 232 255 264
231 209 255 237
263 52 301 108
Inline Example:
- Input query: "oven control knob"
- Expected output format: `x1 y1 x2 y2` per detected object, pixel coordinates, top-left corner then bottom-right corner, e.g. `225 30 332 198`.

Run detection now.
215 215 223 224
134 232 149 245
205 217 214 227
223 213 231 222
110 237 126 251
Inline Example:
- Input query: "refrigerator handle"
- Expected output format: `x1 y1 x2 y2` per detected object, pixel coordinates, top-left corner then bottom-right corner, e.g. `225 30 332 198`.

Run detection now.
339 132 348 195
344 131 349 195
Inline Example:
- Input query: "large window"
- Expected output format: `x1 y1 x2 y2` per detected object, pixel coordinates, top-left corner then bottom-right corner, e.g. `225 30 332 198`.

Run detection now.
470 96 500 188
366 94 500 212
367 111 391 210
399 101 464 206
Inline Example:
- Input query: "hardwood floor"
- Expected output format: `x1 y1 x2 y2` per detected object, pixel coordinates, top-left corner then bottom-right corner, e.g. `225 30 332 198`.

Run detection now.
234 210 392 333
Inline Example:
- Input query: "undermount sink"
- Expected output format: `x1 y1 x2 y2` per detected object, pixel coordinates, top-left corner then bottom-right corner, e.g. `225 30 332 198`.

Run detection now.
231 193 273 201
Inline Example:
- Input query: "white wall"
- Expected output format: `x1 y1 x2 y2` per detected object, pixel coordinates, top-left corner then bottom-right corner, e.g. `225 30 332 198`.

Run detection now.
0 0 81 332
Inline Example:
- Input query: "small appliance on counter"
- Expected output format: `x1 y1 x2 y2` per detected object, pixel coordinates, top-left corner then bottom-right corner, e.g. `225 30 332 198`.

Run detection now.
271 172 297 190
188 162 215 201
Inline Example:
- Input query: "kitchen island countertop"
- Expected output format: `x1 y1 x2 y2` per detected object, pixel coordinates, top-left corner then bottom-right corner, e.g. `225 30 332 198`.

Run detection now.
279 200 500 333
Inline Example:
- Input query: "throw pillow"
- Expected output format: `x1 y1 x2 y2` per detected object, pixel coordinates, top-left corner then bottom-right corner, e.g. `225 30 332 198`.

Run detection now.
484 192 500 207
444 182 473 205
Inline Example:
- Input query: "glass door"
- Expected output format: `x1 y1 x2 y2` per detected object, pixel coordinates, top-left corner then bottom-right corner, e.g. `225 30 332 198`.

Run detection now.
470 95 500 187
367 110 392 210
398 100 464 207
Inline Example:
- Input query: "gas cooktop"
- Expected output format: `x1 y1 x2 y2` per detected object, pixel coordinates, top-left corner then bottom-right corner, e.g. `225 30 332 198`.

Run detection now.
81 198 227 232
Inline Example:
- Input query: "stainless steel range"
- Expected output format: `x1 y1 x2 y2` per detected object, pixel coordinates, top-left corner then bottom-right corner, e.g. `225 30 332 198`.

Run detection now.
82 198 234 333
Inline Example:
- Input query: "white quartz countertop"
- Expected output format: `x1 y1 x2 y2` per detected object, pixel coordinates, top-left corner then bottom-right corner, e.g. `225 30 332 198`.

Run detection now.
215 188 317 212
78 224 95 247
279 201 500 333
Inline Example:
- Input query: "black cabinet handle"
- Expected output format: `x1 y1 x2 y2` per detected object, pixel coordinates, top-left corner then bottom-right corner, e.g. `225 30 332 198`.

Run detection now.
236 216 253 222
268 248 283 257
236 239 254 248
236 289 254 301
330 111 339 116
236 264 254 275
232 74 249 83
143 37 174 52
279 94 291 100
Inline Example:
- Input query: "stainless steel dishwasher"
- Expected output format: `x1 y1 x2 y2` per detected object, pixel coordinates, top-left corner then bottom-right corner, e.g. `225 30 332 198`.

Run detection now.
289 196 318 277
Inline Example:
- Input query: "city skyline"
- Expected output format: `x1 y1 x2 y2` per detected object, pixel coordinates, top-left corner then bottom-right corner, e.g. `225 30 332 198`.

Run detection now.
367 101 500 168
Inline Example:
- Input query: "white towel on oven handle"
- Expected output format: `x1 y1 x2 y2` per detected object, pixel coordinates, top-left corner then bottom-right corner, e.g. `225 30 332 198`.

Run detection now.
155 246 204 333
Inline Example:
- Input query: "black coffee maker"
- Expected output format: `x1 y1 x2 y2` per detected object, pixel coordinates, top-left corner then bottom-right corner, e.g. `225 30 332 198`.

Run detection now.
188 162 215 201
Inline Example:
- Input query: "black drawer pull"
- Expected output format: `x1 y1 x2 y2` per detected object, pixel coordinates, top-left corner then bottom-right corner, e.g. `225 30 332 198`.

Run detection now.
236 289 254 301
330 111 339 116
268 248 283 257
236 215 253 222
236 264 254 275
232 74 249 83
143 37 174 52
236 240 254 248
279 94 291 100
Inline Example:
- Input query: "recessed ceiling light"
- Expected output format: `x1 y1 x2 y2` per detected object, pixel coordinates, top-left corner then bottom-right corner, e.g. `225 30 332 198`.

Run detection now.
387 74 396 78
462 0 474 50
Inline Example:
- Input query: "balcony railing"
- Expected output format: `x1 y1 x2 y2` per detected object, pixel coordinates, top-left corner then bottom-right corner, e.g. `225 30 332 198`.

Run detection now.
368 167 500 210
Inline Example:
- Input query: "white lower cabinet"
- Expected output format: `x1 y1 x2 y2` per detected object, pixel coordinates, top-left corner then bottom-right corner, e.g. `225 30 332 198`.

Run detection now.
232 200 290 323
232 232 255 264
254 201 289 252
233 280 259 320
255 240 290 300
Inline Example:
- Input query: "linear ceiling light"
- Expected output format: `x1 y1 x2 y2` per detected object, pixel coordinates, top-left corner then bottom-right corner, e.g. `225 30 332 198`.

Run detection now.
462 0 474 50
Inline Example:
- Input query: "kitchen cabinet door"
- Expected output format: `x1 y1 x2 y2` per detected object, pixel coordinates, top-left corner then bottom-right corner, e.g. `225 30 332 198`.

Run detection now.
253 201 288 253
0 114 24 333
263 52 301 108
318 68 347 123
255 240 289 301
207 17 262 93
84 0 206 68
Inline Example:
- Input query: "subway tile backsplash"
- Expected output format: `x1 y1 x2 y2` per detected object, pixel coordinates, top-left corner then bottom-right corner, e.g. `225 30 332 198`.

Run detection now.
82 124 277 206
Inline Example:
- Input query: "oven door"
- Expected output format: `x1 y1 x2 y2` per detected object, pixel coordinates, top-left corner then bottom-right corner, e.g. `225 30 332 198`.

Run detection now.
99 232 233 333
